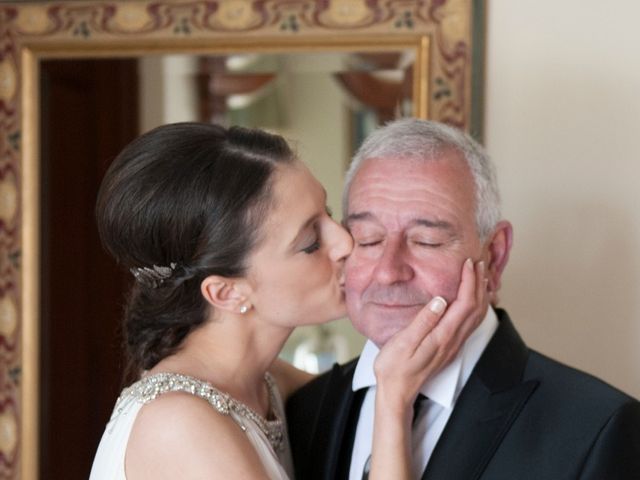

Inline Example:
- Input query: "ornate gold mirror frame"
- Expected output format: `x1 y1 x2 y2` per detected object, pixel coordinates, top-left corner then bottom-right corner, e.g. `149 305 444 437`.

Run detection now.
0 1 483 477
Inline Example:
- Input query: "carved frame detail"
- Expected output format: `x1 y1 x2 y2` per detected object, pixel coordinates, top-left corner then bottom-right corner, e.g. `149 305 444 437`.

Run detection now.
0 1 482 477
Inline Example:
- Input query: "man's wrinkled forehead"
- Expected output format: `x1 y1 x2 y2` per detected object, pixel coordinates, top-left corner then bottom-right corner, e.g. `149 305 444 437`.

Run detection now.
346 151 468 203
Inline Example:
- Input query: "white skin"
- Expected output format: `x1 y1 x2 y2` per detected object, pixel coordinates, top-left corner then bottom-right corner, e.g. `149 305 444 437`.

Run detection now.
125 159 495 479
344 151 513 479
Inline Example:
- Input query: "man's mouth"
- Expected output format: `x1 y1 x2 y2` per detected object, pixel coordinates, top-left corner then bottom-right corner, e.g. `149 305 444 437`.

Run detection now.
370 302 423 309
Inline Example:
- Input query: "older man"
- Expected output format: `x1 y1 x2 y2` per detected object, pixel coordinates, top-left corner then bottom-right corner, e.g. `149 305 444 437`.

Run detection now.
287 119 640 479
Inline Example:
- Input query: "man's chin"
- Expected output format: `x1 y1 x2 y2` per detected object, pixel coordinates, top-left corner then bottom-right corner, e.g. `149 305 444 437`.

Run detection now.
353 312 416 347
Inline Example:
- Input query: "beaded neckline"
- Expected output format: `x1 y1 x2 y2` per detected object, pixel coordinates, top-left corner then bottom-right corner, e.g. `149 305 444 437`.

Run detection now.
116 371 284 453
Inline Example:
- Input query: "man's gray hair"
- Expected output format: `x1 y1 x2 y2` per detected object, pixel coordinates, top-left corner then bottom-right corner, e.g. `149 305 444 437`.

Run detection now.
343 118 501 240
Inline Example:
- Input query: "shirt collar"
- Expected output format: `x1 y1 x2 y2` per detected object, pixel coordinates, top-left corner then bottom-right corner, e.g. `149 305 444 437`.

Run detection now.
352 307 498 409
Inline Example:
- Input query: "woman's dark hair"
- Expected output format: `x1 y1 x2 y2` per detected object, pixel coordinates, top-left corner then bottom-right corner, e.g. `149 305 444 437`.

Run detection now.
95 122 295 379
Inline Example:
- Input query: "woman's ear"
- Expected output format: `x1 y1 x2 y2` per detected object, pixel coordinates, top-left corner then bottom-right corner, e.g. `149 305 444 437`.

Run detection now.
200 275 251 314
484 220 513 304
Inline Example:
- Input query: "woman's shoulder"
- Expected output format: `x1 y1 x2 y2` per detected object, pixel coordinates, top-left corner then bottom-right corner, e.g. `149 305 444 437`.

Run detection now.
130 388 238 440
124 379 270 479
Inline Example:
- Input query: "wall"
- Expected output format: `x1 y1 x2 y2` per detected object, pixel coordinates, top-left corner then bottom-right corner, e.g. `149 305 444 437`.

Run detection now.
485 0 640 397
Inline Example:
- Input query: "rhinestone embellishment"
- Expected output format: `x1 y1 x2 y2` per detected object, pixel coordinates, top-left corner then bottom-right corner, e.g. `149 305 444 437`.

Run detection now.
115 372 284 453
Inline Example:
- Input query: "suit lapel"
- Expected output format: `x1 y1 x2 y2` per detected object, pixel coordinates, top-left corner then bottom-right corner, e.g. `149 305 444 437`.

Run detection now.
308 360 366 480
422 310 538 480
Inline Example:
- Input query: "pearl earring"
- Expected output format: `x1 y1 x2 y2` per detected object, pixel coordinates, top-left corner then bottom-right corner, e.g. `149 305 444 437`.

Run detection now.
240 305 249 314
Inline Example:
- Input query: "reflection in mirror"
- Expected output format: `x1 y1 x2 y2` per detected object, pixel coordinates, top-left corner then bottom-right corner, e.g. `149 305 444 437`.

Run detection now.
140 50 415 171
39 52 417 458
137 50 416 371
38 49 415 479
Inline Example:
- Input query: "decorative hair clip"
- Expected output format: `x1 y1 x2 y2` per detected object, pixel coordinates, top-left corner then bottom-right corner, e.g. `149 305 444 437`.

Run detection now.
130 262 177 288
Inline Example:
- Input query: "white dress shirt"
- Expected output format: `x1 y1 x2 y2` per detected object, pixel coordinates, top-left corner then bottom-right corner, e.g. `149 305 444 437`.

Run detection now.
348 307 499 480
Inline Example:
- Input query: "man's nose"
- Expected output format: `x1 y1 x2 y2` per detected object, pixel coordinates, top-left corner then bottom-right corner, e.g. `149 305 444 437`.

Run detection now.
372 238 413 284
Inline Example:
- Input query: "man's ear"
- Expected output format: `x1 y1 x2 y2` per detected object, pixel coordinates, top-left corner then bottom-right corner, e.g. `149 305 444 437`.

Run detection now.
484 220 513 303
200 275 251 314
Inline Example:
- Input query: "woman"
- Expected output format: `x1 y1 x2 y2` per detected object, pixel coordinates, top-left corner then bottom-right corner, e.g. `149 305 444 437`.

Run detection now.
89 122 486 479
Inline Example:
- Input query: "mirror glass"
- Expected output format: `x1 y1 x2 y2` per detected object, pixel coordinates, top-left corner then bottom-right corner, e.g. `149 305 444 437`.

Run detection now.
138 50 416 370
139 50 415 189
41 49 417 390
37 48 416 479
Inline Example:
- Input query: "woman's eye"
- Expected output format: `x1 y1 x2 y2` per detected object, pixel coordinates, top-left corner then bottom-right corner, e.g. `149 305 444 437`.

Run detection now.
302 241 320 254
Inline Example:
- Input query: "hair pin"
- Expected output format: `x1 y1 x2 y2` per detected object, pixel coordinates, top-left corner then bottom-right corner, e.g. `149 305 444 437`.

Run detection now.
130 262 177 288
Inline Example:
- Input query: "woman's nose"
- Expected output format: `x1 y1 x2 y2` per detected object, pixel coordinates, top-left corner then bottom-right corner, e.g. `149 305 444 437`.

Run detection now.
329 222 353 262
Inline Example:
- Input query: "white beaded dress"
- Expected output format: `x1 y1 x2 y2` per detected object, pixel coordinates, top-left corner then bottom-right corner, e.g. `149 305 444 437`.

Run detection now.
89 372 294 480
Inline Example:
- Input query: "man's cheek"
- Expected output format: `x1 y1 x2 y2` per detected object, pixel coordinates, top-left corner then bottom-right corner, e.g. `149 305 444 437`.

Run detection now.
344 283 363 315
344 259 370 293
440 275 464 303
416 268 461 303
345 251 365 274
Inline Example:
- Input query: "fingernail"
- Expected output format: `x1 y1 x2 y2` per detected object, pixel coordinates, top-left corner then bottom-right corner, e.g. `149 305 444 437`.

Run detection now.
465 258 473 270
478 260 485 271
428 296 447 314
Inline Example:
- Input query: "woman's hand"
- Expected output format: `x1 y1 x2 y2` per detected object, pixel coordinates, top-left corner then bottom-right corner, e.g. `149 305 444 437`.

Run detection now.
374 258 488 412
368 258 488 480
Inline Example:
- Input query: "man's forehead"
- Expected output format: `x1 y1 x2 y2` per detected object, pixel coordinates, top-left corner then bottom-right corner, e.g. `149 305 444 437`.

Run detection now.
346 154 476 229
353 152 468 184
349 156 470 199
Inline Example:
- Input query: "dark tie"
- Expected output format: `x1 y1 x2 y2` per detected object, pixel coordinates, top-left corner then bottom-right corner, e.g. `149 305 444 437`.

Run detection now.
361 394 427 480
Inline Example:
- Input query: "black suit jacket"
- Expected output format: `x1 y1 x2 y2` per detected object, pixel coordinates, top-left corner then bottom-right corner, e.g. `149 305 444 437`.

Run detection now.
287 309 640 479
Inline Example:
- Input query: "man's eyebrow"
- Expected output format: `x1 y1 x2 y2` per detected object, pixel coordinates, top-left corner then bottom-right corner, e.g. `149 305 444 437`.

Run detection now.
344 211 375 226
345 213 453 230
411 218 455 231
